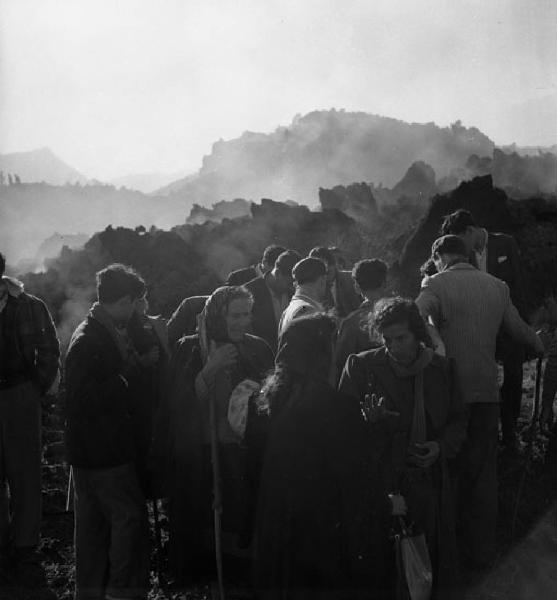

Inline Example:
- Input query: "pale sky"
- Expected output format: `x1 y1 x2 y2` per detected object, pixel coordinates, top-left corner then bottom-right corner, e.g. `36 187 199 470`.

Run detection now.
0 0 556 180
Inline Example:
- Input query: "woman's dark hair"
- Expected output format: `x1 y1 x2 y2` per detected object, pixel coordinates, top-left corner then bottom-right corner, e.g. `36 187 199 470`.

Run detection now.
0 252 5 278
352 259 388 291
371 296 432 347
96 263 146 303
258 313 337 416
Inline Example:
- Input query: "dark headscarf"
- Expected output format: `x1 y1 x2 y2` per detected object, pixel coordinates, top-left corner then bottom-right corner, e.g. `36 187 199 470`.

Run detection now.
275 313 337 379
199 285 253 344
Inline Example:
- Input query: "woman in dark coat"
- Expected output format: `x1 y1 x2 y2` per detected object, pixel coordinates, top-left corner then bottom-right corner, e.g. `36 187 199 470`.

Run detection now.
153 286 274 588
254 313 395 599
339 297 467 599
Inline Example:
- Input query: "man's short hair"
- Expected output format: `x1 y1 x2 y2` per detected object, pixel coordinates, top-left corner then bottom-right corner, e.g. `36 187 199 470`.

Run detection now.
274 250 301 276
440 209 477 236
262 244 287 267
0 252 5 278
96 264 146 304
431 235 468 258
352 259 388 292
309 246 335 268
292 257 327 285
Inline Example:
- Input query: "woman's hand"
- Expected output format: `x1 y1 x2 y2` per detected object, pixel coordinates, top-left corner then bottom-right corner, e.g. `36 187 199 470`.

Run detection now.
361 393 400 423
388 494 407 516
203 343 238 380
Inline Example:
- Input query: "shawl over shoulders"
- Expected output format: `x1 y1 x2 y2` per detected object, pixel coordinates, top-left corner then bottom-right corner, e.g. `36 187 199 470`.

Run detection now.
150 332 273 481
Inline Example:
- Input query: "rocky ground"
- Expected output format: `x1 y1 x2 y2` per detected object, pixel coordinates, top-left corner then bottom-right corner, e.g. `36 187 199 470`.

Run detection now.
2 360 557 600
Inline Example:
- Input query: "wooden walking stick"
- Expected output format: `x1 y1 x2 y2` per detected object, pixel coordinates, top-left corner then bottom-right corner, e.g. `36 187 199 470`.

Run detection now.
532 356 543 424
65 466 74 512
198 314 226 600
151 498 164 583
511 357 543 541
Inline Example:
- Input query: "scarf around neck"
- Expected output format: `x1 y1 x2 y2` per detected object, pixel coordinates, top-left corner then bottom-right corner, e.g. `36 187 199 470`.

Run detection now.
90 302 130 362
388 345 434 444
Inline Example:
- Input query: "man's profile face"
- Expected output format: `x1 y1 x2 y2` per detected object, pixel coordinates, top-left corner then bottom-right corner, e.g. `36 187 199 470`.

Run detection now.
317 274 328 301
276 272 294 295
460 226 477 254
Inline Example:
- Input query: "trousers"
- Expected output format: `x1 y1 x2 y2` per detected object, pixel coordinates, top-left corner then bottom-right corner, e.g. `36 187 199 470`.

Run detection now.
500 347 524 443
73 463 150 600
0 381 42 550
459 402 500 566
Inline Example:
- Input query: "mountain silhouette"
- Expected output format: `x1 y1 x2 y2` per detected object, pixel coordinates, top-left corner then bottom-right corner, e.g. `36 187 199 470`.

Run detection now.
154 109 494 206
0 147 87 185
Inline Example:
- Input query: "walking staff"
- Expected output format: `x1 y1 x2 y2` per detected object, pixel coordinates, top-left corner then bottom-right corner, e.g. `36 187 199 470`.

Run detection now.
198 314 226 600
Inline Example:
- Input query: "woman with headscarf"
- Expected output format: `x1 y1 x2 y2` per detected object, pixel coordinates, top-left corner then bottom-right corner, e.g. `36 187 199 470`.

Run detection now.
153 286 274 588
339 297 466 599
254 312 391 599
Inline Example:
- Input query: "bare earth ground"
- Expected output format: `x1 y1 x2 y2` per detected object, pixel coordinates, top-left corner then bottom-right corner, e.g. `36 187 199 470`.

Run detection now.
3 360 557 600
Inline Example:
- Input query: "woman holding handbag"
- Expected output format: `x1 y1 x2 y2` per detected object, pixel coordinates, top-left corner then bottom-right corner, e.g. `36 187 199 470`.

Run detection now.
339 297 467 599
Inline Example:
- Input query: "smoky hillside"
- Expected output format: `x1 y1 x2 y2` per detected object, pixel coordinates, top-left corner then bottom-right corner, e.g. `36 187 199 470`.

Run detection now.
4 110 557 269
393 175 557 308
154 110 495 205
14 175 557 349
0 182 194 266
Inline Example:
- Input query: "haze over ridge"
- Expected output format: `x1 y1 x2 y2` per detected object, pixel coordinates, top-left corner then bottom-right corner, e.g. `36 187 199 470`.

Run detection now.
1 0 555 181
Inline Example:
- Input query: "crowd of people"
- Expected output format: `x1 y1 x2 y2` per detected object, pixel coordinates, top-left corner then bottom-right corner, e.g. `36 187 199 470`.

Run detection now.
0 207 556 599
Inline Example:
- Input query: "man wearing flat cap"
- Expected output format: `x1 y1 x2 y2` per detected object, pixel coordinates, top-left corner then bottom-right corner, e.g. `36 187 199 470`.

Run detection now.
278 257 327 338
416 235 542 569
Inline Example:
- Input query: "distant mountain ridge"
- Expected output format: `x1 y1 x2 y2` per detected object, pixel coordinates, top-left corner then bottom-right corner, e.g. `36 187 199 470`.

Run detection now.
0 147 87 185
110 170 192 194
154 109 495 206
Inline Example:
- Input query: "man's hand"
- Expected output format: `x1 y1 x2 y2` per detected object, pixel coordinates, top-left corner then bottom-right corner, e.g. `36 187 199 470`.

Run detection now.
408 441 440 468
203 343 238 380
540 403 554 432
361 393 399 423
388 494 407 516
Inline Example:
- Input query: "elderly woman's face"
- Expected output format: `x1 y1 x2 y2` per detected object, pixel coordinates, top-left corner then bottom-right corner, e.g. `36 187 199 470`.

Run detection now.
226 298 252 342
380 321 419 365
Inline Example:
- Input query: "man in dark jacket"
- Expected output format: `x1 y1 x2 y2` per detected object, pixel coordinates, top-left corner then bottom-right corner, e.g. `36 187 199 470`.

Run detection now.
0 252 59 583
309 246 361 318
167 295 208 349
245 250 300 351
225 244 286 286
440 209 528 451
335 259 388 376
65 263 150 600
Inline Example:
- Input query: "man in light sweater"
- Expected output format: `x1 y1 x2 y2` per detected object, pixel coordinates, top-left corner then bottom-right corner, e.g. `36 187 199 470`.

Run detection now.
278 257 327 338
416 235 543 568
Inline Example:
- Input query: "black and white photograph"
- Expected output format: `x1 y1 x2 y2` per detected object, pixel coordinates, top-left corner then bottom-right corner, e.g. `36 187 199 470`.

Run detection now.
1 1 557 598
